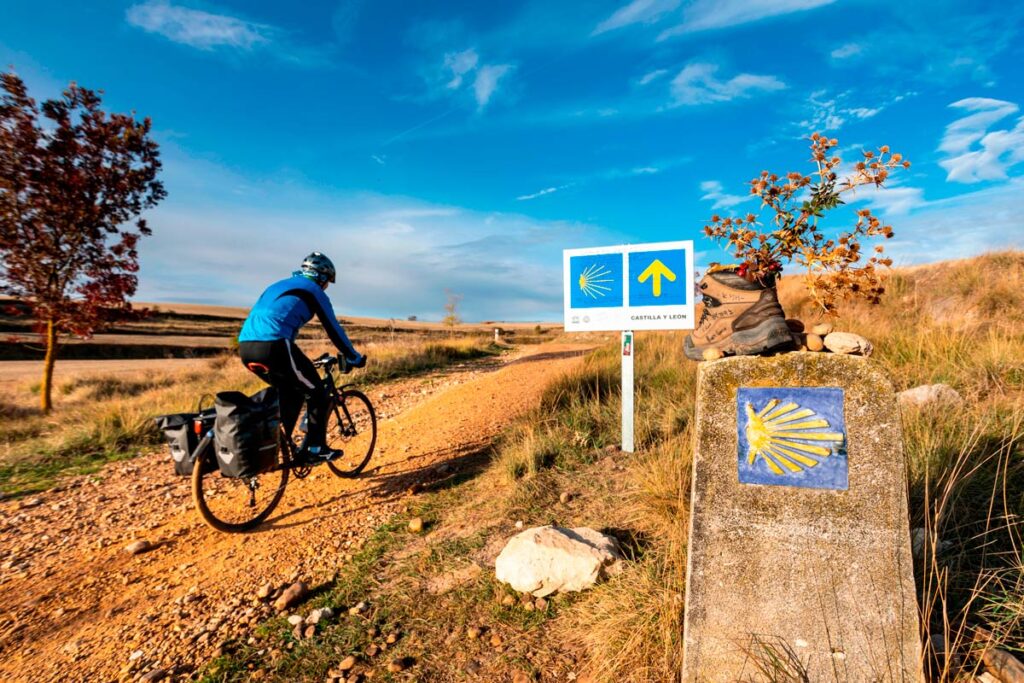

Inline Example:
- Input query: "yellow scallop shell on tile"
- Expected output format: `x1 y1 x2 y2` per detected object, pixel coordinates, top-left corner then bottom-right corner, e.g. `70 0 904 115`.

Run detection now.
744 399 845 476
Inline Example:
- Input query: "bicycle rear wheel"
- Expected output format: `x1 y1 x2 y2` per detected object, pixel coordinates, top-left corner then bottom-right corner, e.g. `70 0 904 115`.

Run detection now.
326 389 377 478
191 435 290 532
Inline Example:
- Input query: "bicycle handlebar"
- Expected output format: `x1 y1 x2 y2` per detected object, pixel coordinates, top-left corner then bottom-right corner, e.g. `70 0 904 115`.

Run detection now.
312 353 362 374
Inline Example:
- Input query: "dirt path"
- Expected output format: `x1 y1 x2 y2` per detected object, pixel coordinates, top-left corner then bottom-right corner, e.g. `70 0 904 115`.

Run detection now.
0 343 591 682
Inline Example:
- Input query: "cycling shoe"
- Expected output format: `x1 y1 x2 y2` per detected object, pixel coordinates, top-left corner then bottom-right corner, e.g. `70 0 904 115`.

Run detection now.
294 446 343 466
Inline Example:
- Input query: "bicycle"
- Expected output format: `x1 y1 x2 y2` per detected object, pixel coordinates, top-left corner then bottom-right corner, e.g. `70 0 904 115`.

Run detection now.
190 353 378 533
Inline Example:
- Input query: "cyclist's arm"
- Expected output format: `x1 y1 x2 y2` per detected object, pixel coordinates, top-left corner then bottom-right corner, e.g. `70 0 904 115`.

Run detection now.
280 287 362 363
309 287 361 363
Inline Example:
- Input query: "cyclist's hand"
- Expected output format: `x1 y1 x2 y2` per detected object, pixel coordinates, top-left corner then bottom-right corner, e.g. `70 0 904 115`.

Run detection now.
352 353 367 368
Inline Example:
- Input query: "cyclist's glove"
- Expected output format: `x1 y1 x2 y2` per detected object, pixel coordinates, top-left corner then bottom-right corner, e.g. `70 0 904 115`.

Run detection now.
352 353 367 368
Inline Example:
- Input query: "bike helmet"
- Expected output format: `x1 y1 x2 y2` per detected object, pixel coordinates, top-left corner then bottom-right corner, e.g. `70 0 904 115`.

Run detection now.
298 252 336 285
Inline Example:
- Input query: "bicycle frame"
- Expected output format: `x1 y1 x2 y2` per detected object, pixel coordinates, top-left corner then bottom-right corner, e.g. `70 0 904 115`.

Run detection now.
193 354 363 476
282 356 362 467
191 352 374 531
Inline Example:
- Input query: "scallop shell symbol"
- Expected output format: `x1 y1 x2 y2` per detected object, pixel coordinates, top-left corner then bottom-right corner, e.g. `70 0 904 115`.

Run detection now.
745 399 845 475
578 263 614 299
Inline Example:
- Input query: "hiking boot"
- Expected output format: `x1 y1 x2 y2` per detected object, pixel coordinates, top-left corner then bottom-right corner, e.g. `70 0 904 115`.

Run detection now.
684 267 794 360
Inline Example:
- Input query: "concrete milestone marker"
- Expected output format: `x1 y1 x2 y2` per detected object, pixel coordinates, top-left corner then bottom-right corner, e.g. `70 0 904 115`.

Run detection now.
683 353 922 682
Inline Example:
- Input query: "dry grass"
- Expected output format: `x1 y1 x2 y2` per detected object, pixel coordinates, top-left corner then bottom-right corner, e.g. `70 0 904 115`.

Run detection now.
567 432 692 680
0 336 499 496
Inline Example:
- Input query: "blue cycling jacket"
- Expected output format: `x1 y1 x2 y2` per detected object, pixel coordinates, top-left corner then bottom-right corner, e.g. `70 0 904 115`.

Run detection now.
238 275 360 362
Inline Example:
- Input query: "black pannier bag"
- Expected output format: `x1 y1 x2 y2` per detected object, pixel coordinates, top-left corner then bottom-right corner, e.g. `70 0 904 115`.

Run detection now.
155 404 216 476
155 413 198 476
213 388 281 478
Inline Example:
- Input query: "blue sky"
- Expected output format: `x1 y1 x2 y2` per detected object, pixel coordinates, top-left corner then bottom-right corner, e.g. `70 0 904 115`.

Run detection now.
2 0 1022 321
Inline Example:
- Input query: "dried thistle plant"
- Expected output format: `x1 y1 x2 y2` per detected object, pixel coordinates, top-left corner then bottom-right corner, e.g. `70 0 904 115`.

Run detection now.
703 133 911 315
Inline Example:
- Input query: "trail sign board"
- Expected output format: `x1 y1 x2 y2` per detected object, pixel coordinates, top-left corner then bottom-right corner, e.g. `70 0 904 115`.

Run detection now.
563 241 694 332
563 240 695 453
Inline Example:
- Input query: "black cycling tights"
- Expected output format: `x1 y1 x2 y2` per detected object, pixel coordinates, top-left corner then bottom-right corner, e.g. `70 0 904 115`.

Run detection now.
238 339 329 450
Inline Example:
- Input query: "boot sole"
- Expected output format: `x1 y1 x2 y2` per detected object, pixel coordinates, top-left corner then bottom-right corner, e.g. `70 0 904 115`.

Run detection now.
685 319 795 360
727 319 796 356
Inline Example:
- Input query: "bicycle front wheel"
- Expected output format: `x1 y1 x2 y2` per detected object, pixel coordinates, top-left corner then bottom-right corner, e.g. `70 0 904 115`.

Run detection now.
326 389 377 478
191 436 290 533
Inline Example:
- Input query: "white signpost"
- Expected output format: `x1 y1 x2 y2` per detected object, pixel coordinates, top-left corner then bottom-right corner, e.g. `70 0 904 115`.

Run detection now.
562 240 695 452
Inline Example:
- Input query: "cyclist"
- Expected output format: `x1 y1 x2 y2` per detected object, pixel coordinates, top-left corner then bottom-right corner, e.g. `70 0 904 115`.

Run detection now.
237 252 366 465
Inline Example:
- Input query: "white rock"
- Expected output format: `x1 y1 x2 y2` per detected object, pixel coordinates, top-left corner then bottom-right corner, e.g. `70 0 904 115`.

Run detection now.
823 332 873 357
494 526 623 597
898 384 963 410
306 607 332 625
287 614 304 626
123 540 152 555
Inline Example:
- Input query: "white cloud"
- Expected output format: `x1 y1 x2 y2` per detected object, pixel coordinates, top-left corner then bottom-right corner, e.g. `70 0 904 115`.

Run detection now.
140 148 615 321
847 106 879 119
473 64 513 109
879 180 1024 266
516 157 690 201
853 186 926 216
516 185 571 201
837 7 1021 86
797 89 911 132
669 63 785 106
939 98 1024 183
603 161 688 179
659 0 837 39
126 1 270 50
443 48 479 89
830 42 862 59
592 0 682 35
638 68 669 86
430 47 512 111
699 180 749 209
798 90 845 130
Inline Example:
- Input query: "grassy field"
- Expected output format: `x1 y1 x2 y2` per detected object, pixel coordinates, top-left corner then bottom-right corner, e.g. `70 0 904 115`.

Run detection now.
0 336 502 497
199 251 1022 682
0 300 561 360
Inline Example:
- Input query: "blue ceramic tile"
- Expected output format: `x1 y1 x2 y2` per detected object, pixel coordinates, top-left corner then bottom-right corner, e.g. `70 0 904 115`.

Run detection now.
568 253 623 309
736 386 848 490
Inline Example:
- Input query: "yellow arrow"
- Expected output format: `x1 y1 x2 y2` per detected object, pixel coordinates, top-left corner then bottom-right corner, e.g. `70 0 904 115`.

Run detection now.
637 259 676 297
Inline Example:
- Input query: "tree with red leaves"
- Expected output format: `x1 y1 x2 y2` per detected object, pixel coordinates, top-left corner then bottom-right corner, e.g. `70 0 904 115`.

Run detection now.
0 71 166 412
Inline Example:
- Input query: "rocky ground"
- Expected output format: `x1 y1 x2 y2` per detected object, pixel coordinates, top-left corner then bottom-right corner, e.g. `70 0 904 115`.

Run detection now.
0 344 591 682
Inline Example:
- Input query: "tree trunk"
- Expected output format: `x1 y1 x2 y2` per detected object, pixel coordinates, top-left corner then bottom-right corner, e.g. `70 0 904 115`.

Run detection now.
40 318 57 413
